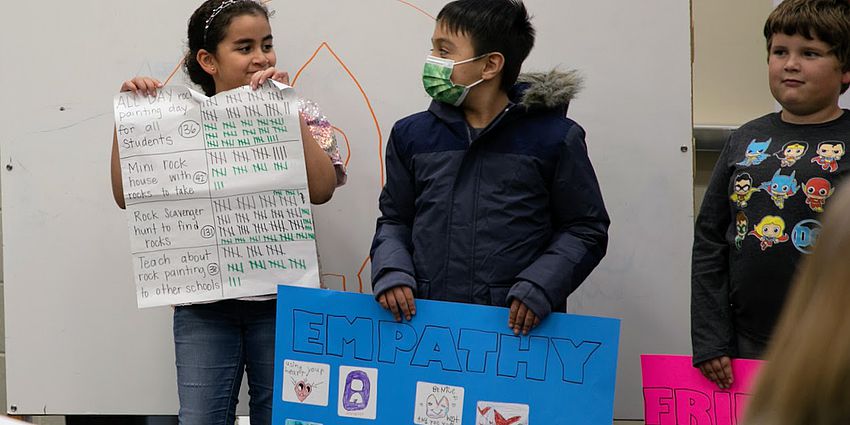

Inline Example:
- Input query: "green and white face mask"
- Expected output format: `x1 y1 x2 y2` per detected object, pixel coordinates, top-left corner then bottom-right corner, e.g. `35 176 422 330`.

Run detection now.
422 54 488 106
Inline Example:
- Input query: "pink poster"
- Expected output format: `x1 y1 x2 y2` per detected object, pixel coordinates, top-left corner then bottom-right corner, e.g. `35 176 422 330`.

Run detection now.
641 354 764 425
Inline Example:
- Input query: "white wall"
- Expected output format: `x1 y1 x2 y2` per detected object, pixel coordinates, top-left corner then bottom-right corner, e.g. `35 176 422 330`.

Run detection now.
693 0 775 126
1 0 693 420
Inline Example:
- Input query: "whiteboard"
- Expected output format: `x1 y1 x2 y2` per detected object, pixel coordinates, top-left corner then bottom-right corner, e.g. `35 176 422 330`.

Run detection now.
0 0 693 418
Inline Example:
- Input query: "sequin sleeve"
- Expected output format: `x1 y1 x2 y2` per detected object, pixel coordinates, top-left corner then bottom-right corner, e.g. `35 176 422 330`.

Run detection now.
299 98 347 186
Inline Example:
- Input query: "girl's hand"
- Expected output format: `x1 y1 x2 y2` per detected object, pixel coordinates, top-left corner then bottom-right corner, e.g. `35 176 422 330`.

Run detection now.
250 67 290 90
120 77 163 97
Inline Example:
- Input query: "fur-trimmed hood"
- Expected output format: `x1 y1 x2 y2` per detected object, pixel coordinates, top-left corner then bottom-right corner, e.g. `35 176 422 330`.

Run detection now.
513 69 583 111
427 68 584 124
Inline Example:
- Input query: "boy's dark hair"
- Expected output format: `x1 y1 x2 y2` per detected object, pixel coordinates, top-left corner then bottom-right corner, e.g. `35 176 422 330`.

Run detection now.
818 140 846 149
736 173 753 183
184 0 270 96
437 0 535 91
764 0 850 93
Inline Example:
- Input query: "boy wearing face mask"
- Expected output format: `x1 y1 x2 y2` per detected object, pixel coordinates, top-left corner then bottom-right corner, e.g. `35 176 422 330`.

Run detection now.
370 0 609 334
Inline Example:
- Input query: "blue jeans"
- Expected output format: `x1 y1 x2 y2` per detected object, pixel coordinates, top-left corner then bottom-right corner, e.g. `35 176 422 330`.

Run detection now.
173 299 277 425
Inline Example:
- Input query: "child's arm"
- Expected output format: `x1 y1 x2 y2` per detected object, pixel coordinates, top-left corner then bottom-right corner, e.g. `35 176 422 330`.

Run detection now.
111 77 163 209
370 128 418 321
692 141 736 388
252 68 337 203
111 131 125 209
299 114 336 204
507 124 609 323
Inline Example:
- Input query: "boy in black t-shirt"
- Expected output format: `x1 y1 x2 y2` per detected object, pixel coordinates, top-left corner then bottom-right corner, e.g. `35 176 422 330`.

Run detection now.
692 0 850 389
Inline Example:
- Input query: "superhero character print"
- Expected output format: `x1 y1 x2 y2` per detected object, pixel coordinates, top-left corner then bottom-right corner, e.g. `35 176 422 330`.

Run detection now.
758 169 799 209
736 138 772 167
811 140 845 173
774 141 808 167
730 173 759 208
802 177 834 213
735 211 748 250
749 215 790 251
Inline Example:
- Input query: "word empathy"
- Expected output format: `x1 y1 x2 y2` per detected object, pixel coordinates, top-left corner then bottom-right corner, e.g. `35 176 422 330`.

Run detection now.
273 287 620 425
291 310 601 384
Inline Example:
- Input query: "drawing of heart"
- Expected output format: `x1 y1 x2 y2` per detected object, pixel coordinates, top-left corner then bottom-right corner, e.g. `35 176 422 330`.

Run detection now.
426 394 450 419
294 380 313 402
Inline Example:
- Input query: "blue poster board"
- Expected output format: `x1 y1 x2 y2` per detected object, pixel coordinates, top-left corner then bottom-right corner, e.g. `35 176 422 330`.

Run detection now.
273 286 620 425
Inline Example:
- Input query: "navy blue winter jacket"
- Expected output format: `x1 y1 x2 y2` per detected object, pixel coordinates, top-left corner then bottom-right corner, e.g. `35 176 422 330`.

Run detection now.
370 71 609 319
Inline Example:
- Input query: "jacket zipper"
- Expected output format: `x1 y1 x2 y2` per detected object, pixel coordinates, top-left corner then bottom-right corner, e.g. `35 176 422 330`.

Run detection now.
462 104 514 302
469 152 483 303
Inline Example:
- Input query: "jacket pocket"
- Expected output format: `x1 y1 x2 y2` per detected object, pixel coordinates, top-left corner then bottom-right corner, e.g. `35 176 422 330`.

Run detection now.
416 279 431 299
488 284 512 308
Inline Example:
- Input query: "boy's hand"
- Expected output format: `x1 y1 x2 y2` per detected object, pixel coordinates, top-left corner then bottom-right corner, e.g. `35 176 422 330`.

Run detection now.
120 77 163 97
251 67 290 90
378 285 416 322
508 299 540 335
697 356 733 389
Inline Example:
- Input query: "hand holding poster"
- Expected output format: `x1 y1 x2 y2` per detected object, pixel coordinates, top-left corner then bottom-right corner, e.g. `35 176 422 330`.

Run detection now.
112 83 320 307
641 354 763 425
274 286 621 425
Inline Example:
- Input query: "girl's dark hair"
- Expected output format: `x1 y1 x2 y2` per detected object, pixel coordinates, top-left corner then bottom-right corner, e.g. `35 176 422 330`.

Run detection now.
184 0 270 96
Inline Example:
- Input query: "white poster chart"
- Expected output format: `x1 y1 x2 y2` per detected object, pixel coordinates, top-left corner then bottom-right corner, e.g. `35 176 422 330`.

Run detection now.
113 82 320 308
